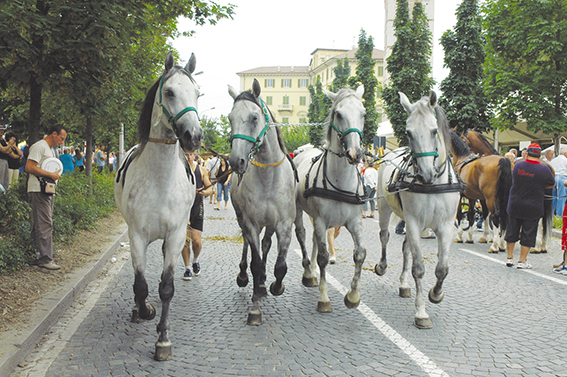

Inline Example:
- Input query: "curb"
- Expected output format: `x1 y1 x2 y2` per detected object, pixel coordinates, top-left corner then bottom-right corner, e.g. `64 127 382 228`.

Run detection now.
0 230 128 377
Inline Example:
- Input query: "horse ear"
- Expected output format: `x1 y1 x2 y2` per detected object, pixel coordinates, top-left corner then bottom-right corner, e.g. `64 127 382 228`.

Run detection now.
429 90 437 107
323 88 337 102
399 92 412 113
165 51 174 73
228 85 238 100
185 53 196 74
355 85 365 99
252 79 261 98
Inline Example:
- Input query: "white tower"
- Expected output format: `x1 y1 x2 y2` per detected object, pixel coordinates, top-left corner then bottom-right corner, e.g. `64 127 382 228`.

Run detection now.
384 0 435 84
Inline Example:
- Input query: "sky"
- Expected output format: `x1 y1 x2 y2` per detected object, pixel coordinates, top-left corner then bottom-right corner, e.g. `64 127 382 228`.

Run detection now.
171 0 459 120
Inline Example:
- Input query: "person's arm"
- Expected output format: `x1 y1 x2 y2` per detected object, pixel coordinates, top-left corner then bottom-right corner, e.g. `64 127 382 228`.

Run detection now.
0 138 15 155
197 166 214 197
25 158 61 181
225 172 232 185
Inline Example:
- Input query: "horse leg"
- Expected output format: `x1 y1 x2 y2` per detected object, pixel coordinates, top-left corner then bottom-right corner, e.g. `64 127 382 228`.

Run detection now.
313 219 332 313
343 219 367 309
374 199 392 275
405 221 431 329
429 222 453 305
488 219 500 253
130 235 156 324
153 232 184 361
236 239 249 287
531 219 543 253
295 209 317 286
479 218 490 243
261 229 273 287
464 204 475 243
454 200 464 243
244 227 266 325
398 238 412 298
270 221 292 296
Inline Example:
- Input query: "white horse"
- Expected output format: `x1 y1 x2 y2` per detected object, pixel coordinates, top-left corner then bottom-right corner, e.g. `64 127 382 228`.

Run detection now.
294 85 366 313
374 91 462 329
114 52 203 361
228 79 296 325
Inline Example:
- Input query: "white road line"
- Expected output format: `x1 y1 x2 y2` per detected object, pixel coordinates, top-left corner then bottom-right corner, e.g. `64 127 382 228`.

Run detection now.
294 249 450 377
460 247 567 286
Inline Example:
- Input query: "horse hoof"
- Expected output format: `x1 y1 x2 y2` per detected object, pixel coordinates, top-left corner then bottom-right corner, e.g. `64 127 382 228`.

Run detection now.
236 274 249 287
270 281 285 296
344 294 360 309
429 288 444 304
478 238 488 243
454 239 463 243
131 308 143 323
302 276 318 287
154 343 173 361
540 249 548 254
145 304 156 320
399 287 411 298
465 240 474 244
488 249 499 254
530 249 540 254
499 248 506 252
414 317 433 329
374 264 387 276
317 301 332 313
247 311 263 326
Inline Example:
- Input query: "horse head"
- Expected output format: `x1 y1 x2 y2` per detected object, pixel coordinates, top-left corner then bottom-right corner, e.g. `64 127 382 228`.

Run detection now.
152 52 203 151
324 85 365 164
227 79 273 174
400 91 444 184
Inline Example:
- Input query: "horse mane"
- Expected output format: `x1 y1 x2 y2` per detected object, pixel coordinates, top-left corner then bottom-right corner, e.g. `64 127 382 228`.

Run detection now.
468 129 498 155
434 105 452 158
449 128 474 159
234 90 288 154
326 88 357 142
138 66 197 145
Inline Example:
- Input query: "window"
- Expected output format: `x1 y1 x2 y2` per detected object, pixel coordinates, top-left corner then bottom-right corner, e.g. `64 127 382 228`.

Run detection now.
265 79 274 88
298 78 308 88
299 96 307 106
266 96 273 105
281 117 290 124
282 79 291 88
299 117 307 124
377 66 384 77
283 96 289 105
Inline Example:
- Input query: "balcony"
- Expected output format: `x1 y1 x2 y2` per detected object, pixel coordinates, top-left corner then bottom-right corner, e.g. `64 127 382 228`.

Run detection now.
277 104 293 112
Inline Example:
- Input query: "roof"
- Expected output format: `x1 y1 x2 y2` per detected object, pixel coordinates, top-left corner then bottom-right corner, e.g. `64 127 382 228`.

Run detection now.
237 66 310 75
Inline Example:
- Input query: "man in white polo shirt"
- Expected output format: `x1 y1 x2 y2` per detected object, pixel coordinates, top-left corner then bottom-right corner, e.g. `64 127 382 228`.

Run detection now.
25 125 67 270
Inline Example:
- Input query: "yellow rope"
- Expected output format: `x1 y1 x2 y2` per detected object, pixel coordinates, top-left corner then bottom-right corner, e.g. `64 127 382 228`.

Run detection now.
250 155 286 168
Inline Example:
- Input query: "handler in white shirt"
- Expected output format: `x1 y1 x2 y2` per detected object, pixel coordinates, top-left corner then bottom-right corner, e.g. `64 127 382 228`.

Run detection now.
362 162 378 218
550 146 567 216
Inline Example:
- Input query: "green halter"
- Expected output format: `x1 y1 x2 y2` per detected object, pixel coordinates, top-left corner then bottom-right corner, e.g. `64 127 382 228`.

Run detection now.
228 98 271 156
330 121 363 140
156 75 199 133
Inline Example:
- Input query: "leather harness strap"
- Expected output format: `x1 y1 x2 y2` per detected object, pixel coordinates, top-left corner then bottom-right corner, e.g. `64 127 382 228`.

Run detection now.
148 138 177 145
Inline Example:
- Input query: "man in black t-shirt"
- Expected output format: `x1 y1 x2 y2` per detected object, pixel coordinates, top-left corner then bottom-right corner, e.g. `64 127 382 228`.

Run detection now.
505 143 555 269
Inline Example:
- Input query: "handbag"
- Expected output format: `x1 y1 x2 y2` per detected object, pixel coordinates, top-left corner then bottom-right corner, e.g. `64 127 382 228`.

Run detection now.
39 177 57 195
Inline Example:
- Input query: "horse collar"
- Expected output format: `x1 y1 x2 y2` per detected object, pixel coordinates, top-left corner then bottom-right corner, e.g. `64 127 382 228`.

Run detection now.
148 138 177 145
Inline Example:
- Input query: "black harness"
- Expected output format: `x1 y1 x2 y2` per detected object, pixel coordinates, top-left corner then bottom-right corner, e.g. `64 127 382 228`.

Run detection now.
303 149 366 205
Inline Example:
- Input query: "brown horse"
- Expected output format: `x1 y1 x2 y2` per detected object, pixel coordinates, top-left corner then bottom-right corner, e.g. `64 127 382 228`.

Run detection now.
461 129 554 253
449 131 513 252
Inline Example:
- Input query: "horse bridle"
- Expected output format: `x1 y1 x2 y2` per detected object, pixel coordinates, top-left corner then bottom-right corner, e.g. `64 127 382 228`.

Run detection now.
407 109 447 180
328 107 363 158
155 74 200 138
228 97 272 160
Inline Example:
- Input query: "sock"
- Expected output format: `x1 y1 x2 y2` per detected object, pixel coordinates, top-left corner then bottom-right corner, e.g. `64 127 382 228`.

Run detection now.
193 258 199 264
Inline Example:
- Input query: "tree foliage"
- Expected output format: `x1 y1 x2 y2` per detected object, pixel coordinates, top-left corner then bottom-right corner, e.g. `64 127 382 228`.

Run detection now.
440 0 491 135
0 0 234 174
351 30 380 147
483 0 567 137
201 115 231 155
307 77 326 146
382 0 434 146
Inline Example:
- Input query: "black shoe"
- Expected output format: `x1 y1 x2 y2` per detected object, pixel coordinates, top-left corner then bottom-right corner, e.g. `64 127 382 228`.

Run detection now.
193 262 201 276
183 269 193 281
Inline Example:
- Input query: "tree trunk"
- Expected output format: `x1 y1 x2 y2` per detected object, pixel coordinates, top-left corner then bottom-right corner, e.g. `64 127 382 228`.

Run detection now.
28 76 42 146
85 115 93 177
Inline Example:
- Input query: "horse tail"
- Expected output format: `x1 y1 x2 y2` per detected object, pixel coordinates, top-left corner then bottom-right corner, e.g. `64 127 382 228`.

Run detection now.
496 157 512 233
542 187 553 240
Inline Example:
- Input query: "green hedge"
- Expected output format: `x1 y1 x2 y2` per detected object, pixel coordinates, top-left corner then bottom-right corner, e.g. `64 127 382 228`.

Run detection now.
0 170 116 272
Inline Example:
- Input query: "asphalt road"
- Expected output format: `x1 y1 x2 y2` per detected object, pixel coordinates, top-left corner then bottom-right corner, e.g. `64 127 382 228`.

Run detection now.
10 200 567 377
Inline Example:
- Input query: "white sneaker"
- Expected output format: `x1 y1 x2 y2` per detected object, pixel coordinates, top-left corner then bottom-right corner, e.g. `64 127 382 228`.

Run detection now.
329 255 336 264
517 261 532 269
506 258 514 267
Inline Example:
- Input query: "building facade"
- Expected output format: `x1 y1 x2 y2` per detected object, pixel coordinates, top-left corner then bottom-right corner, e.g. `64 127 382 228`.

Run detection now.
236 48 384 124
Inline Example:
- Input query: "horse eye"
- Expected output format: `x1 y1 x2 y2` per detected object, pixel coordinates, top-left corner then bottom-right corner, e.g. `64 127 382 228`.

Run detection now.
335 113 343 120
165 89 174 98
432 129 438 136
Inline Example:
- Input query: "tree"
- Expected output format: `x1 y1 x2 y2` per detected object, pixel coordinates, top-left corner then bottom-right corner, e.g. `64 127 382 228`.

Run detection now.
202 115 231 155
331 57 351 92
483 0 567 146
307 77 325 146
439 0 491 135
382 0 434 146
352 29 380 147
0 0 234 174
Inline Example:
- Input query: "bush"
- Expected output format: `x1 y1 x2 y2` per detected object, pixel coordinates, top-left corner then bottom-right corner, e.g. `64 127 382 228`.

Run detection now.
0 170 116 272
